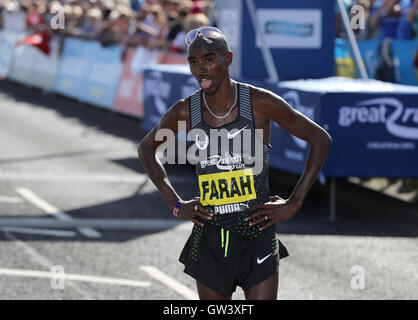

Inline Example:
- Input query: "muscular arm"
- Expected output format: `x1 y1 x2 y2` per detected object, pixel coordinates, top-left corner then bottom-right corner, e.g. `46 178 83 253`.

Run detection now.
137 99 189 212
253 87 332 208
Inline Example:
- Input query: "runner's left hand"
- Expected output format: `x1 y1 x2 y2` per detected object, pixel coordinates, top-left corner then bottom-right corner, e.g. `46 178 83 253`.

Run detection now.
244 195 302 231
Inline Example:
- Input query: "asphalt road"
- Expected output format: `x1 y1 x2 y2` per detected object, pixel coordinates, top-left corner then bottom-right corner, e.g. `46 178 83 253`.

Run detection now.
0 80 417 300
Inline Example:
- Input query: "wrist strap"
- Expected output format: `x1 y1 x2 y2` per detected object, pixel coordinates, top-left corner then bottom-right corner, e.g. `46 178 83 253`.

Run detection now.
173 200 184 217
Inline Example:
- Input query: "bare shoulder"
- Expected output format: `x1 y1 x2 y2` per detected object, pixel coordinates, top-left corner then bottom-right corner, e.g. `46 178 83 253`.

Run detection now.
246 83 290 119
167 96 190 121
154 95 192 132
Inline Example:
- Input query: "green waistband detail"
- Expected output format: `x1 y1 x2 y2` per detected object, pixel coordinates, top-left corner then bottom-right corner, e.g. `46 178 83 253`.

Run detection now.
220 228 229 257
221 228 224 248
224 230 229 258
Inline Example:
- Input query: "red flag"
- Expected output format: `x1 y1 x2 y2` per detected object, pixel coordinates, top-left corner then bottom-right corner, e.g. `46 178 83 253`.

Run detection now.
17 31 51 55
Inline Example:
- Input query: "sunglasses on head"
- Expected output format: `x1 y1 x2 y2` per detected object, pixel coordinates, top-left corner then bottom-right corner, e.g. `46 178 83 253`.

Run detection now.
185 27 226 47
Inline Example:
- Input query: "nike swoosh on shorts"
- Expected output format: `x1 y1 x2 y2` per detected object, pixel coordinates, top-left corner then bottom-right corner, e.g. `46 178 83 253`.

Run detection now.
257 253 273 264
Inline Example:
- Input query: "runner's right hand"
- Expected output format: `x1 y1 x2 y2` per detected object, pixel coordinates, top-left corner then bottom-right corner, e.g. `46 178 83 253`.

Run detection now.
177 197 213 227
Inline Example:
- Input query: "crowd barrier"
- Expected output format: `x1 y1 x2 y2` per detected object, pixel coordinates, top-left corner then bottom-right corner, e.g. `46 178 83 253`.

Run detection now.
54 37 124 109
335 38 418 86
0 30 26 78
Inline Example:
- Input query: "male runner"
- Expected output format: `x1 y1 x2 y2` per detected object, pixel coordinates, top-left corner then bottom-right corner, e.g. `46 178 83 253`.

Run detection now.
138 27 332 300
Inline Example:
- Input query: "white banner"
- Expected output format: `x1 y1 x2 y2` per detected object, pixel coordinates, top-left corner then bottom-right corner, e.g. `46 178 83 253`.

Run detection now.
256 9 322 49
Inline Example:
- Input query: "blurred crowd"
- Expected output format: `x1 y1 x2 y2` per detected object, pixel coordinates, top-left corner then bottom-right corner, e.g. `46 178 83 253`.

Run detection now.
338 0 418 40
0 0 214 52
1 0 417 52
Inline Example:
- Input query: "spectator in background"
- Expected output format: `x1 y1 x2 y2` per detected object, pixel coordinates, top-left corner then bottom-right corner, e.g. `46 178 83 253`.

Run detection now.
99 5 132 46
130 0 143 13
166 5 188 49
171 12 209 52
26 0 44 31
335 0 352 38
407 0 418 38
0 0 216 51
190 0 203 14
370 0 414 40
66 2 84 36
141 3 167 49
351 0 379 40
81 6 103 39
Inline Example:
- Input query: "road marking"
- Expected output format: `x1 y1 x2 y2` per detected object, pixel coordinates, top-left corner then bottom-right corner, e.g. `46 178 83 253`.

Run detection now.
0 195 22 203
139 265 198 300
3 231 92 299
0 268 151 288
15 187 101 238
1 227 76 237
0 218 193 232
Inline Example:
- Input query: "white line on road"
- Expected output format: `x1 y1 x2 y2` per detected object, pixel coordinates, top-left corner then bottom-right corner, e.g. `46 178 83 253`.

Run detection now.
3 231 92 299
14 187 101 238
1 227 76 237
0 195 22 203
139 265 198 300
0 268 151 288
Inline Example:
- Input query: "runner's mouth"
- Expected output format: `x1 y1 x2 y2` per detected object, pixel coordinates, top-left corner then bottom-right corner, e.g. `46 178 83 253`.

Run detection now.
199 78 213 90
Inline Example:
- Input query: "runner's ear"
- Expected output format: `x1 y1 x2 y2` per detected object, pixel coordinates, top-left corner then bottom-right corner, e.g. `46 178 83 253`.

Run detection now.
225 51 233 67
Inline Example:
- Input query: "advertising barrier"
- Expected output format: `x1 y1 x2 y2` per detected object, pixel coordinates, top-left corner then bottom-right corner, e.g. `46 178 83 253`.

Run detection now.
54 37 123 109
278 77 418 177
8 35 61 91
0 30 25 78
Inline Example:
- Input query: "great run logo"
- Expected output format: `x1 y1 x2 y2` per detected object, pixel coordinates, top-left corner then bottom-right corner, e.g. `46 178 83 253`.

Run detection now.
338 98 418 140
200 153 247 171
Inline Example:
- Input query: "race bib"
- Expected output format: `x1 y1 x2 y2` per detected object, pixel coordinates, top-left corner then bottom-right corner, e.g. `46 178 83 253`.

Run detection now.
198 169 257 206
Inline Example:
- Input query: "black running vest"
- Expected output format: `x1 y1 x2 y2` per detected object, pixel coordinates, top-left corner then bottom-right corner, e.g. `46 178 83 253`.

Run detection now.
188 82 272 239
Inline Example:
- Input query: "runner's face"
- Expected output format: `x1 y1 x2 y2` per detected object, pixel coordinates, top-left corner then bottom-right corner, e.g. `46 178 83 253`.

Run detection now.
187 41 232 95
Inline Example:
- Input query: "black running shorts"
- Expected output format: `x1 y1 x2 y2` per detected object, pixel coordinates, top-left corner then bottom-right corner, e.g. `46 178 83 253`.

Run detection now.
179 223 289 296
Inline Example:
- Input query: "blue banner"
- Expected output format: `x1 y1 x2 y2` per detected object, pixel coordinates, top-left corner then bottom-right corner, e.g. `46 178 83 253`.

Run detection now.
322 92 418 177
276 77 418 177
241 0 335 80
